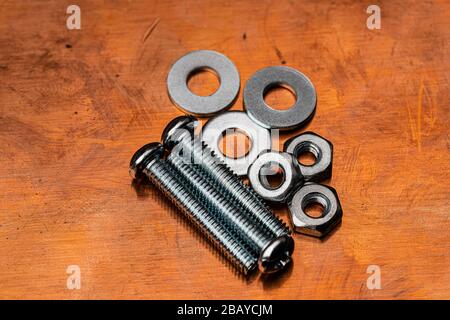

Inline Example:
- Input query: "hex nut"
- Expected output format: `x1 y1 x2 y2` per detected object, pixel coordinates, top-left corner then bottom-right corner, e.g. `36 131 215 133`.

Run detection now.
288 182 342 237
248 150 304 203
284 132 333 183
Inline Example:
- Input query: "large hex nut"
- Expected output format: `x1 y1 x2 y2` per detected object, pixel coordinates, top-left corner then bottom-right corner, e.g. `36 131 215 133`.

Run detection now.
248 150 304 203
284 132 333 182
288 182 342 237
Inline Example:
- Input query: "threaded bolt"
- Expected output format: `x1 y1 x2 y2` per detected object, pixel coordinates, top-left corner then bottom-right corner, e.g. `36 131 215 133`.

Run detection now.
129 142 257 274
161 115 291 238
167 152 283 255
166 153 293 273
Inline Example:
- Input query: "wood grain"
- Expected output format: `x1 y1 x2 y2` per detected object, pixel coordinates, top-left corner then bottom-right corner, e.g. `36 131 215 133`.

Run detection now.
0 0 449 299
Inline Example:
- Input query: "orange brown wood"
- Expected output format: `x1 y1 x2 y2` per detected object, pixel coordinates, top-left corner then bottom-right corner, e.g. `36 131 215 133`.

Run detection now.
0 0 449 299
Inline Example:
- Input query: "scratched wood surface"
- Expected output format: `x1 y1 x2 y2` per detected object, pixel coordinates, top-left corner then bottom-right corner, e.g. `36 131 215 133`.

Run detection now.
0 0 449 299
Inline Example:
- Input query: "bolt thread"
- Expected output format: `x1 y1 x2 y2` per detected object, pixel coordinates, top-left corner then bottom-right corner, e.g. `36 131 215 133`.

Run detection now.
167 154 272 254
179 137 290 237
144 159 257 274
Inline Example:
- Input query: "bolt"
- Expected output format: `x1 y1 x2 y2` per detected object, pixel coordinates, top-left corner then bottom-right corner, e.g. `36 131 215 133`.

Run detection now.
130 142 257 274
167 152 294 273
161 116 291 238
162 116 294 273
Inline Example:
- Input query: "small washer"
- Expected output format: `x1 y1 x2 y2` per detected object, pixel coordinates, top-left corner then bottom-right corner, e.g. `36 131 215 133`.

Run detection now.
201 111 271 176
243 66 316 130
167 50 240 116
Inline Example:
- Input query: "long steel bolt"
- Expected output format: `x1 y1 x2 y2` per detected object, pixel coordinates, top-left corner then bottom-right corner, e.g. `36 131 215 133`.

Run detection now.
166 152 293 271
129 142 257 274
161 116 291 238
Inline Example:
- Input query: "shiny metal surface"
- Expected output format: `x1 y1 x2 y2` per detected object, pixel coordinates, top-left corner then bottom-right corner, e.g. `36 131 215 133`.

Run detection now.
259 235 294 274
284 132 333 182
243 66 316 130
167 152 273 254
167 50 240 116
248 150 304 203
288 182 342 238
167 153 292 273
161 115 290 239
161 116 293 273
201 111 271 176
129 142 258 274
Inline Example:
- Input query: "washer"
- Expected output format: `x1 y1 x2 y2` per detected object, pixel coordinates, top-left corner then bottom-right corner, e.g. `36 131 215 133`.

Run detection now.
201 111 271 176
167 50 240 117
243 66 316 130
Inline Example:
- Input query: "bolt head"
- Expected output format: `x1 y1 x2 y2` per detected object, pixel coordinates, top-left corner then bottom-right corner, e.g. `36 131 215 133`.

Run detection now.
258 235 294 274
129 142 164 180
161 115 198 150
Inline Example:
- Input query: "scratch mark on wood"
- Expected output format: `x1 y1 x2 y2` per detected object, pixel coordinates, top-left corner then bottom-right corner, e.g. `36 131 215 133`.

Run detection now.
208 35 234 48
417 80 423 152
274 46 286 64
423 84 437 128
142 18 160 44
406 79 427 151
406 101 415 143
263 0 287 65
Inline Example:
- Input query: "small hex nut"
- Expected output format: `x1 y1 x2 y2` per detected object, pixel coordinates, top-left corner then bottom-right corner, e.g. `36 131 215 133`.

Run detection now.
248 150 304 203
288 182 342 237
284 132 333 182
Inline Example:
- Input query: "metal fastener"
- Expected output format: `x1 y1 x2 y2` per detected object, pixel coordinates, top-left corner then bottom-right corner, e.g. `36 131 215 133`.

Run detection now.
288 182 343 238
248 150 304 203
243 66 316 130
161 116 291 239
129 142 258 274
166 152 294 273
201 111 271 176
284 132 333 182
167 50 240 116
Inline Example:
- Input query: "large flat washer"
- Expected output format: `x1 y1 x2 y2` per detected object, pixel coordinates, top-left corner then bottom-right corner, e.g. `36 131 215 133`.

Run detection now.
167 50 240 117
243 66 316 130
201 111 271 176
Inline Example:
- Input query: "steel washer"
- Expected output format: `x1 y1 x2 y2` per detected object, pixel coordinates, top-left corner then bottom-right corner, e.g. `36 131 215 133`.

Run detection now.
201 111 271 176
167 50 240 116
243 66 317 130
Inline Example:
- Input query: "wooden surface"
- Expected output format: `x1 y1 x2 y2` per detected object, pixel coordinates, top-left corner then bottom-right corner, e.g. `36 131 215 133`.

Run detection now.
0 0 449 300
